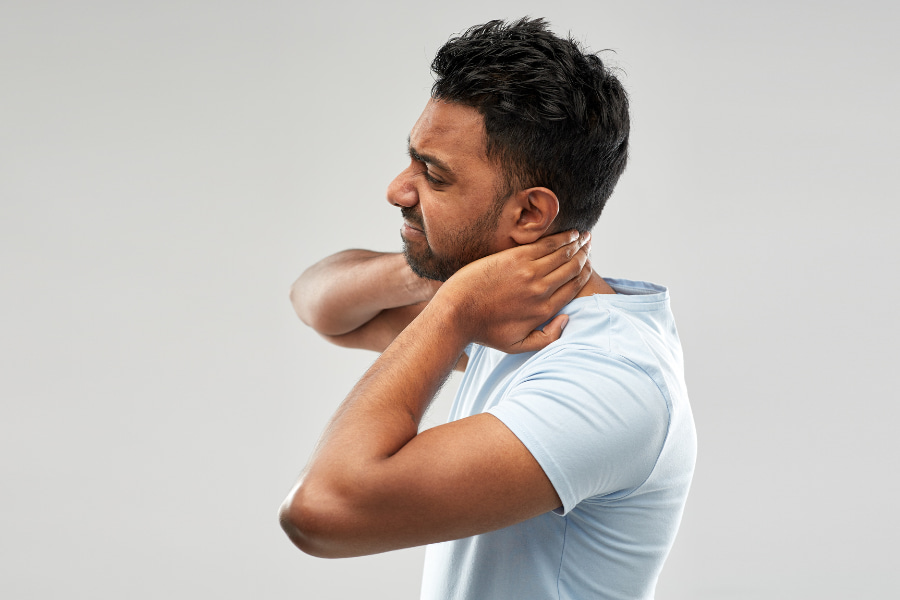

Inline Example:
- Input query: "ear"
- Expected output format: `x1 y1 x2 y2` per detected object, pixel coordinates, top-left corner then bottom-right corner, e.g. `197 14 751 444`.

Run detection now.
507 187 559 245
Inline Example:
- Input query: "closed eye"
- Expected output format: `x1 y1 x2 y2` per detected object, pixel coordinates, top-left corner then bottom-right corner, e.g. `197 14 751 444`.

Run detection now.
422 169 445 186
407 141 453 187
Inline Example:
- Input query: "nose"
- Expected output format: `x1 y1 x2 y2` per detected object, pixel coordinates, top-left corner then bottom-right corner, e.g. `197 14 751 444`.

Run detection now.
386 166 418 208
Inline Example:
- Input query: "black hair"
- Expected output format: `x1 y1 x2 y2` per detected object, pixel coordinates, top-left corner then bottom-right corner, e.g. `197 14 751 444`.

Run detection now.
431 17 630 232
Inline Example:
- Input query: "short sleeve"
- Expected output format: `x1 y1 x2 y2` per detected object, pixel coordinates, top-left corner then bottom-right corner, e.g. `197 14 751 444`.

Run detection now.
487 347 669 514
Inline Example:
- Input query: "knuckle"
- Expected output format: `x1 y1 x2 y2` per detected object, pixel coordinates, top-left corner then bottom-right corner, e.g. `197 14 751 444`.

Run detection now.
528 282 546 297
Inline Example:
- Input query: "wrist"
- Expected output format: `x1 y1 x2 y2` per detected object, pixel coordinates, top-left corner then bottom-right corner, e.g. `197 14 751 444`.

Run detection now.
427 283 477 346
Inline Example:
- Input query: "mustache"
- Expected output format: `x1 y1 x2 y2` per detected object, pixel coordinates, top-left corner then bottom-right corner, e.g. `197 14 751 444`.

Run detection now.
401 207 425 230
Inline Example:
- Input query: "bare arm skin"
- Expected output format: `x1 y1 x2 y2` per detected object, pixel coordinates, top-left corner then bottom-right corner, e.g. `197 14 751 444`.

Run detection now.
290 250 442 353
280 230 591 558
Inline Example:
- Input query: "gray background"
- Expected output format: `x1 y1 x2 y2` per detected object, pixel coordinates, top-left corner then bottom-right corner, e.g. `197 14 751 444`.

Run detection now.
2 1 897 598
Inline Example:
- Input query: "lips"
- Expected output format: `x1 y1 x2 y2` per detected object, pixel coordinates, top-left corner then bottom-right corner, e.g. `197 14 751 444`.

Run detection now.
400 207 425 233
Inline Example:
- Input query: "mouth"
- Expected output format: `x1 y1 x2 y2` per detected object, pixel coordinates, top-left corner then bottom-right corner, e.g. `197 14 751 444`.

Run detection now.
401 221 426 240
400 207 426 235
403 220 424 233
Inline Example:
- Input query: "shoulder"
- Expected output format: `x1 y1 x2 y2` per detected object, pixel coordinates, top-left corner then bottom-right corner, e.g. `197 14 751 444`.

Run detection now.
509 343 671 428
487 345 670 509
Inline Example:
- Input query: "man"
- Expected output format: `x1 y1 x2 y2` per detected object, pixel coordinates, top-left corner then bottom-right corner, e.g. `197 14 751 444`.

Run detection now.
280 18 696 600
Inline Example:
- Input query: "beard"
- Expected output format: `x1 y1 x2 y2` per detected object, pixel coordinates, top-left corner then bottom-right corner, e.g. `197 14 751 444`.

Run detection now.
401 203 503 282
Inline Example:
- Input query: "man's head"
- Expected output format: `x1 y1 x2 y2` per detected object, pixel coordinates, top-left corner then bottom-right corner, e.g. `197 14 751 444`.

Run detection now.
432 17 630 233
388 17 629 281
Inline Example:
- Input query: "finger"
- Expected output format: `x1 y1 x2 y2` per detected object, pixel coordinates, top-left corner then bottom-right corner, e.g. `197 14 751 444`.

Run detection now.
531 230 591 275
508 314 570 354
519 229 582 263
536 235 591 292
547 256 593 308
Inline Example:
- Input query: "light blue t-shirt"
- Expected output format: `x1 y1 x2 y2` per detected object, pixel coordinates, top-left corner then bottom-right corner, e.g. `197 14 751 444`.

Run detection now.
420 278 697 600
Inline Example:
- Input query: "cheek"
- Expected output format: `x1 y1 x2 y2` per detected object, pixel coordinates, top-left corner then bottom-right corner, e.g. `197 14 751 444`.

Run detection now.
418 197 442 232
421 213 453 252
419 192 481 250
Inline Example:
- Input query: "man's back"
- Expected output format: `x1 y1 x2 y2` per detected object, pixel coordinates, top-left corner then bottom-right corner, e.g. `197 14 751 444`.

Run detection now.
421 279 696 599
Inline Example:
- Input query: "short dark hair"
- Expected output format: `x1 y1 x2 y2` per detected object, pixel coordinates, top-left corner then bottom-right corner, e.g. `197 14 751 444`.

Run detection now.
431 17 630 232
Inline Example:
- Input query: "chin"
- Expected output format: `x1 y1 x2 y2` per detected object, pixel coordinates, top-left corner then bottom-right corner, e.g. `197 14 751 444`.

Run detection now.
402 240 454 282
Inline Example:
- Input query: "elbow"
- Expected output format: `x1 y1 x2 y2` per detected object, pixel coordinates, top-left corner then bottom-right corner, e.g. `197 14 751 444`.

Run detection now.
278 480 363 559
289 279 316 328
289 278 346 335
278 484 335 558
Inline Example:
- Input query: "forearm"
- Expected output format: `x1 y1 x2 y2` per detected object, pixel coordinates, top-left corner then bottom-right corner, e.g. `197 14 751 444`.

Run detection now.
290 250 437 336
281 295 469 556
323 295 467 450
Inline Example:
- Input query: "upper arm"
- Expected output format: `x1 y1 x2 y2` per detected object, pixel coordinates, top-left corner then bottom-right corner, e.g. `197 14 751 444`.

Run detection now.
281 351 667 557
280 412 558 557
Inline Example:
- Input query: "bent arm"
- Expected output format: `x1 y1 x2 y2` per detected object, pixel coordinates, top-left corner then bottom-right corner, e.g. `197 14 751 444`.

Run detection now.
279 298 563 557
279 231 591 557
291 250 441 351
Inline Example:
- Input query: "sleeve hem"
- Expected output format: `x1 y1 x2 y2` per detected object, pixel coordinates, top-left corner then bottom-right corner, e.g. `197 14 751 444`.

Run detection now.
487 407 579 516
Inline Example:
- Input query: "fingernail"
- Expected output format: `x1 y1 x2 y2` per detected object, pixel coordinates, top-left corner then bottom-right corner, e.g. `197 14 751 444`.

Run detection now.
560 315 570 330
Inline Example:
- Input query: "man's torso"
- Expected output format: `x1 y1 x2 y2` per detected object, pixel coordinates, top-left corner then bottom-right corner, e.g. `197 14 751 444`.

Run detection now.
421 278 697 600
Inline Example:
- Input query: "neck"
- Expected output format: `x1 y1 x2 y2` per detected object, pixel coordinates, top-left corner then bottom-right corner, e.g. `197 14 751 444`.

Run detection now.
575 271 616 298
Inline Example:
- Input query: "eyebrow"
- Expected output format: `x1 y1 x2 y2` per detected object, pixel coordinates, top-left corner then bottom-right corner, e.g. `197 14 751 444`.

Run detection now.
407 136 455 176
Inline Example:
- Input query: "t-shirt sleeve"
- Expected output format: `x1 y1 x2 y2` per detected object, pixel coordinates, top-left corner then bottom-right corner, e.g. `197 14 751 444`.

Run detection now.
487 347 669 515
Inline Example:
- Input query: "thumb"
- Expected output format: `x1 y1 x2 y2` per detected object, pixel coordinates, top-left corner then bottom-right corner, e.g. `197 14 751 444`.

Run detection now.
509 314 569 354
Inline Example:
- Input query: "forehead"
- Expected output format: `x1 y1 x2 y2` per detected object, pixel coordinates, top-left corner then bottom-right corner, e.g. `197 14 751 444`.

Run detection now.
409 99 489 166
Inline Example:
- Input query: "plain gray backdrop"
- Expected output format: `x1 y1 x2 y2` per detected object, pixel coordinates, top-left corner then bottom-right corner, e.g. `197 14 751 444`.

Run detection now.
2 1 897 598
